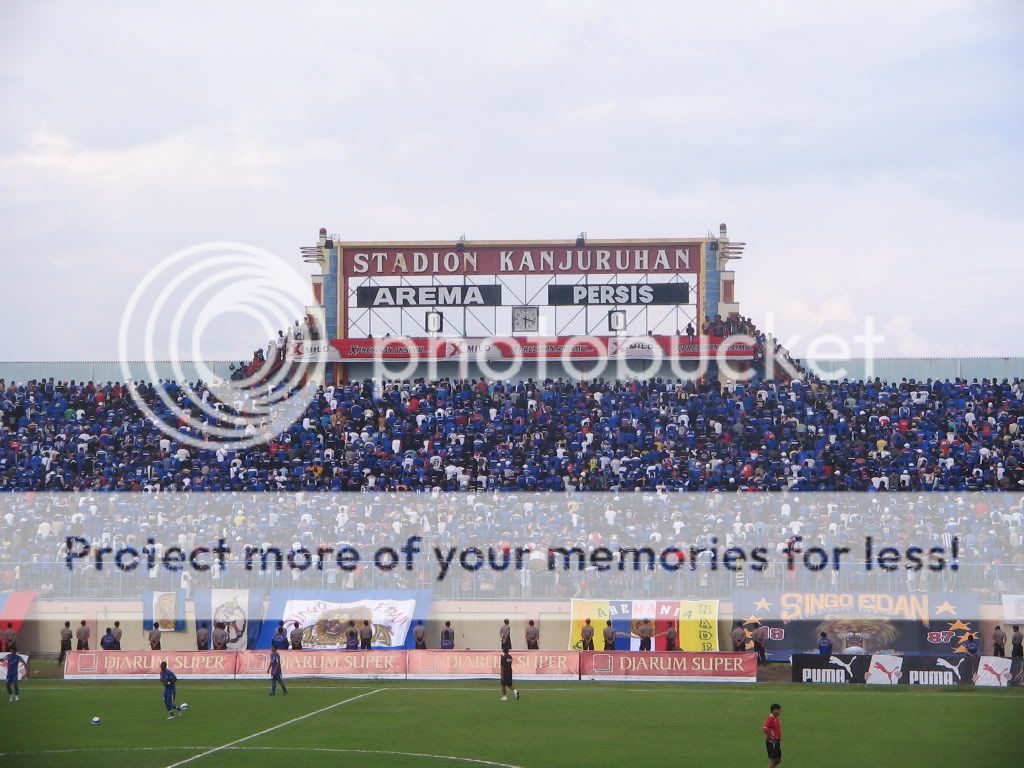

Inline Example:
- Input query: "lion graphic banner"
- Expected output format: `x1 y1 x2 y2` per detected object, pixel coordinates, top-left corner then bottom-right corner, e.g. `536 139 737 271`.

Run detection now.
733 591 981 660
256 590 430 649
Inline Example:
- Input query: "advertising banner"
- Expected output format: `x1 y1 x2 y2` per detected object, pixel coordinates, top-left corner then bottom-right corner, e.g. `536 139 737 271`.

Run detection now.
570 599 719 651
734 591 981 660
1001 594 1024 624
579 651 756 683
235 650 407 679
974 656 1024 687
791 654 869 684
63 651 235 680
406 650 580 681
330 336 752 362
794 654 978 686
0 653 29 680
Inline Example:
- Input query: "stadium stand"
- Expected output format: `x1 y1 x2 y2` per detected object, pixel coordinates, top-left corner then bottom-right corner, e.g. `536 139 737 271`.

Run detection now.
1 366 1023 600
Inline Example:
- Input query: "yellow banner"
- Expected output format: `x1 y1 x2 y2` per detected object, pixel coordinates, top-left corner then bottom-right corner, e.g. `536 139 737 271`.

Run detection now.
569 599 610 649
677 599 719 651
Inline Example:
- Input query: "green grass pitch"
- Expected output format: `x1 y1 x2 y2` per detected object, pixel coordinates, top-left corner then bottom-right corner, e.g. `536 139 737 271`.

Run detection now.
2 679 1022 766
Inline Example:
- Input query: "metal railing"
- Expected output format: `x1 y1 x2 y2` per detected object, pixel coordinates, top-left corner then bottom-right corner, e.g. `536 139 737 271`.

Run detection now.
3 560 1017 601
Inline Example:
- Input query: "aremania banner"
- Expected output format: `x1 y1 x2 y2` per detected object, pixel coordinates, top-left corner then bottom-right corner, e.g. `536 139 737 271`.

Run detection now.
143 590 185 633
257 590 430 649
570 599 719 651
195 589 264 650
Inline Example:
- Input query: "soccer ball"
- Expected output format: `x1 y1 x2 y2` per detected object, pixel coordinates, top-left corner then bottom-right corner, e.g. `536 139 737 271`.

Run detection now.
91 716 101 725
178 703 190 712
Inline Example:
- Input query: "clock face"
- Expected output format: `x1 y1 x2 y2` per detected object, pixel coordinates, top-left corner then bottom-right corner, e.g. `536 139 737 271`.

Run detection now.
512 306 538 333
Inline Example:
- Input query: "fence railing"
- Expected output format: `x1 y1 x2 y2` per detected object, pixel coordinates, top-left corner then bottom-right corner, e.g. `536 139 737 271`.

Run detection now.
3 560 1016 601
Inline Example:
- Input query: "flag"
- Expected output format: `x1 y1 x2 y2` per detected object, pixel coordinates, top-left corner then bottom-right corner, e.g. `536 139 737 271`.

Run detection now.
679 599 720 651
569 599 610 649
258 590 429 649
195 589 263 649
143 591 184 632
0 592 36 634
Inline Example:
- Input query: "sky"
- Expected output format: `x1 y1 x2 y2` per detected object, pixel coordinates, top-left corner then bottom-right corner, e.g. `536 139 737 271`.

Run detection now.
0 0 1021 361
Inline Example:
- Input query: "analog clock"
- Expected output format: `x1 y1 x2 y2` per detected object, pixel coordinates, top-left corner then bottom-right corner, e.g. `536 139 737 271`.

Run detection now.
512 305 539 333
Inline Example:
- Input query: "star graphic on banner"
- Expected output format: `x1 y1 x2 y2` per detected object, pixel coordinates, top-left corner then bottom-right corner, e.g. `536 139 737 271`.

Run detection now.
948 620 971 632
934 601 956 616
743 615 762 625
754 598 772 612
956 633 973 644
952 644 968 653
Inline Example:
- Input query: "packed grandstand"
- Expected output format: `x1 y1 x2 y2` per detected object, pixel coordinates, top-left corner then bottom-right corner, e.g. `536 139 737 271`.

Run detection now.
2 365 1022 603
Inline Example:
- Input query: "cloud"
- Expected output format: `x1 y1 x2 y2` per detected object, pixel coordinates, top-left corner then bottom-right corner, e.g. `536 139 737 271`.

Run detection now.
0 0 1021 361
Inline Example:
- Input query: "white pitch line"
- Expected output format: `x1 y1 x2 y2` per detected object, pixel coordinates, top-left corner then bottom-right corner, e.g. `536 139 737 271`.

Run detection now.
26 683 1024 699
236 746 524 766
162 688 384 768
2 746 524 767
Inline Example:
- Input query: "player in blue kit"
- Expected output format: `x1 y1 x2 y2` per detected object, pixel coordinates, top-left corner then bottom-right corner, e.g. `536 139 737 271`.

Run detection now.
268 648 288 696
159 661 184 719
4 644 28 702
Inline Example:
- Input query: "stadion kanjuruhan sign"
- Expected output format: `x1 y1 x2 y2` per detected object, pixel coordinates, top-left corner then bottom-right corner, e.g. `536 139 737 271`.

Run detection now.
342 241 703 276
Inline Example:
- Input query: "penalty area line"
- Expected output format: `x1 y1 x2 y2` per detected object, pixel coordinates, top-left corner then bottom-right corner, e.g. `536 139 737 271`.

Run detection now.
162 688 384 768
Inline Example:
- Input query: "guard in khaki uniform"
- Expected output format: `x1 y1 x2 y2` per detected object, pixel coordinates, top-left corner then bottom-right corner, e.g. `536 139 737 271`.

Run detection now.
580 619 595 651
525 621 540 650
75 621 90 651
602 621 616 650
58 622 73 665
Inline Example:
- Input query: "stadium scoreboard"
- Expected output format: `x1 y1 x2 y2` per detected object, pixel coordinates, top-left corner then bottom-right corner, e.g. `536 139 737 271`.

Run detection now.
344 239 703 342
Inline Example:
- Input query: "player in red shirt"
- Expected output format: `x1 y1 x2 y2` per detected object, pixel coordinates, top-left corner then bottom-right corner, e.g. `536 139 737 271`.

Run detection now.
762 703 782 767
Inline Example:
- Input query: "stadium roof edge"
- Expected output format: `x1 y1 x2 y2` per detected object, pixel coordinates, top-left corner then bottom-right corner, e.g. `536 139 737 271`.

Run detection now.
329 237 713 248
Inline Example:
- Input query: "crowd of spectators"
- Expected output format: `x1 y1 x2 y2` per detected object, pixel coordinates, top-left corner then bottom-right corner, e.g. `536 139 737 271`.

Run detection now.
2 374 1021 494
1 370 1023 597
230 316 319 383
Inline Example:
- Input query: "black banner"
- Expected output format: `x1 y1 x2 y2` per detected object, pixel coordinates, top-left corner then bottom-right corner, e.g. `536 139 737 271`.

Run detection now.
793 654 981 685
792 654 869 684
901 655 974 686
356 285 502 307
547 283 689 306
